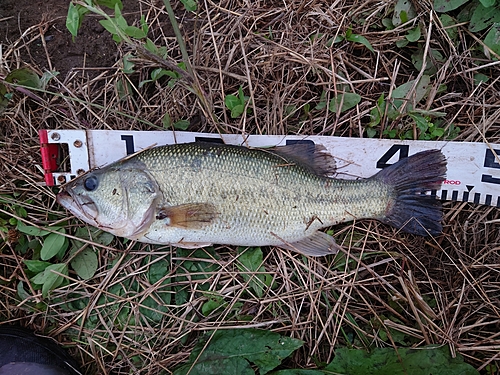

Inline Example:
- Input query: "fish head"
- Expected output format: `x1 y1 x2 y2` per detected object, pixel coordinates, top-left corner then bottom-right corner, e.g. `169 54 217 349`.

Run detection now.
57 161 160 239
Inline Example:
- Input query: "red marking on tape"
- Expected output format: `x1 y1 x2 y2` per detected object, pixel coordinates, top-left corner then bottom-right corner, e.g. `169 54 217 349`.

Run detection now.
443 180 461 185
39 130 59 186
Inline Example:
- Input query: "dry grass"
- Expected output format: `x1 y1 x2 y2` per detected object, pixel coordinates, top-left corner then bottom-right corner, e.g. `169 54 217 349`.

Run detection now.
1 0 500 374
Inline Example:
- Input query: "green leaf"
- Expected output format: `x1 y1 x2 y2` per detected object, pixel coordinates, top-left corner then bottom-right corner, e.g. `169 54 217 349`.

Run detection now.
433 0 469 12
5 68 41 89
0 82 9 114
17 221 50 236
470 4 500 32
392 75 430 102
231 104 245 118
406 26 421 42
31 263 68 298
66 3 88 39
483 23 500 57
173 329 304 375
439 14 458 41
180 0 197 11
480 0 496 7
95 0 123 9
269 370 326 375
474 73 490 85
411 48 444 74
225 94 240 110
237 247 272 298
345 33 374 52
324 345 479 375
366 127 377 138
124 25 147 39
70 248 98 279
41 230 68 260
174 120 190 130
201 293 226 316
393 0 416 26
24 259 52 273
328 92 361 114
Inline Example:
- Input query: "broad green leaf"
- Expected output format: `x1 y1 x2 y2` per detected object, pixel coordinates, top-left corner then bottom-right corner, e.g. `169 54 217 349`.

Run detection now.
66 3 80 38
5 68 41 89
124 25 147 39
122 53 135 74
201 293 226 316
439 14 458 41
237 247 272 298
346 33 374 52
0 82 9 114
406 26 421 42
483 23 500 57
173 329 304 375
17 221 50 236
479 0 496 7
225 94 240 109
366 127 377 138
24 259 52 273
470 4 500 31
174 120 190 130
41 230 68 260
231 104 245 118
99 19 122 41
31 263 68 297
17 281 31 301
180 0 197 12
328 92 361 114
324 345 479 375
393 0 416 26
433 0 469 12
474 73 489 85
392 75 430 102
39 71 59 90
411 48 444 74
269 370 326 375
70 248 98 279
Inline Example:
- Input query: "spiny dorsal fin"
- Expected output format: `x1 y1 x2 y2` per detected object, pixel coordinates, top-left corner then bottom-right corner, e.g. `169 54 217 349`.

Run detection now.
267 143 336 176
157 203 218 229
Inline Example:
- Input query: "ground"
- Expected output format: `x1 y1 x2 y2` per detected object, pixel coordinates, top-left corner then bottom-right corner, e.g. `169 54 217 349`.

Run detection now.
1 0 500 374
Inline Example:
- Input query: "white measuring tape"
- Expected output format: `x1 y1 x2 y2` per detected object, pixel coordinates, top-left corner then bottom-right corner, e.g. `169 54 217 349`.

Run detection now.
39 129 500 207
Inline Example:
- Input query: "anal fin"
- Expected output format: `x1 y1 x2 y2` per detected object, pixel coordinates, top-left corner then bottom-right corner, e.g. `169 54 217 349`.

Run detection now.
278 231 341 257
173 241 212 249
157 203 217 229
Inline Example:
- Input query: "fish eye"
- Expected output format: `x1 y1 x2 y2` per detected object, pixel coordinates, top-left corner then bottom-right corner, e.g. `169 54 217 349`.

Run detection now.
83 176 99 191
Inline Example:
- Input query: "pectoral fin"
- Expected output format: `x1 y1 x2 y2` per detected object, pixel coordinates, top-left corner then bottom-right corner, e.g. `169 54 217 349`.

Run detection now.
157 203 217 229
278 231 341 257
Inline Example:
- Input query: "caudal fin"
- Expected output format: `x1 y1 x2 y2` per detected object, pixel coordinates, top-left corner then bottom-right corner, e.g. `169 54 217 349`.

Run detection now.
373 150 447 236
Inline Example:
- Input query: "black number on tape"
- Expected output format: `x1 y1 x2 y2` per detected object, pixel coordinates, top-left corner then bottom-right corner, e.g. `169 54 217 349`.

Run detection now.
121 135 135 155
481 148 500 185
376 145 409 169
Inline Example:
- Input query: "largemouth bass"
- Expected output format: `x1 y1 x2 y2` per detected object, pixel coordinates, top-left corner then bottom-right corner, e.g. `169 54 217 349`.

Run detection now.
57 142 446 256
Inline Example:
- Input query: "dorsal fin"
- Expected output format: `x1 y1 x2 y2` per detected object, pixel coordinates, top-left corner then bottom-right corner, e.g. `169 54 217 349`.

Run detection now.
267 143 336 176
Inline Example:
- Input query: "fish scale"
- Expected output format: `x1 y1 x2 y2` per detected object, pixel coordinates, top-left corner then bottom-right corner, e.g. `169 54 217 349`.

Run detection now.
57 143 446 256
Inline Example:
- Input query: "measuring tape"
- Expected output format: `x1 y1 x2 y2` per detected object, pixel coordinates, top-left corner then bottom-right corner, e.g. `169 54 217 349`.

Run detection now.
39 129 500 208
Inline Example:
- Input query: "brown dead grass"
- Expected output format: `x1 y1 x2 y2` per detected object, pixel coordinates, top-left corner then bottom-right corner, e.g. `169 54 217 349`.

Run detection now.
1 0 500 374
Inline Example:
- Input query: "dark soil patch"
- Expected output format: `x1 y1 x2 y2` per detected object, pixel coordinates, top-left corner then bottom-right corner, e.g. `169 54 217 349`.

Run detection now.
0 0 140 79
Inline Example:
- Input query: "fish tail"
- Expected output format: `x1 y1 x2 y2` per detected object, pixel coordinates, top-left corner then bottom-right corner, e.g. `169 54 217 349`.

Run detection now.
373 149 447 236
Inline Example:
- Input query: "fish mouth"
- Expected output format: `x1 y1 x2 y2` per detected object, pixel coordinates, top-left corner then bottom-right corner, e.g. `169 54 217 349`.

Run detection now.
56 189 100 227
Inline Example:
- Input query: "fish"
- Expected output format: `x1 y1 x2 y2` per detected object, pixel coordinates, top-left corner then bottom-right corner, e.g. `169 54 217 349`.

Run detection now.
56 142 447 257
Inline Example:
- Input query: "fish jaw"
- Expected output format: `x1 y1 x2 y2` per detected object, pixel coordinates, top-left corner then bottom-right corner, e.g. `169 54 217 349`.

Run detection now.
57 190 101 228
56 189 156 238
